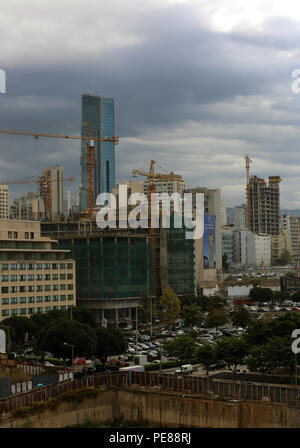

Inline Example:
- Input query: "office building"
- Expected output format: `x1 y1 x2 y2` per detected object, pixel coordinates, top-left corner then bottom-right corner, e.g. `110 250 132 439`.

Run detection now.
11 192 43 221
0 220 76 321
281 214 300 257
80 93 115 211
0 185 9 219
233 204 247 229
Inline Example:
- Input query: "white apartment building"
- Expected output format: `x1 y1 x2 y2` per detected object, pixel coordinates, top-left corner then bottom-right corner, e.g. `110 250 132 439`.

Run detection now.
0 185 9 219
233 230 271 267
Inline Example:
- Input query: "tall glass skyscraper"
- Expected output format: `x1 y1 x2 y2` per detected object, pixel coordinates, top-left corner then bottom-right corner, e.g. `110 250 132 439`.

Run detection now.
79 93 115 211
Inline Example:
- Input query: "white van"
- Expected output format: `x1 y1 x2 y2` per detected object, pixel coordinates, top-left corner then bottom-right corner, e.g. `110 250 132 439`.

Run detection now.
174 364 194 375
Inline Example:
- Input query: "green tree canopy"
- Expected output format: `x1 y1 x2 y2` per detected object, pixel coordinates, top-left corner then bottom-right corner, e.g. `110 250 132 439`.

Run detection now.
36 320 96 358
206 308 228 330
95 327 128 364
216 336 247 374
181 303 203 327
249 287 273 303
163 335 196 362
231 306 252 328
195 342 217 375
1 316 38 347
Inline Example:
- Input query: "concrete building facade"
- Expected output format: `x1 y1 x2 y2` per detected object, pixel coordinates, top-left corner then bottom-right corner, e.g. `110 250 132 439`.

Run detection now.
0 185 9 220
282 214 300 257
248 175 281 235
0 220 76 321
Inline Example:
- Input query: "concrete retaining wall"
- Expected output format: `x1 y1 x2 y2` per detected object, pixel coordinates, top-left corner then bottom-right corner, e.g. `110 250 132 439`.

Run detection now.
2 385 300 428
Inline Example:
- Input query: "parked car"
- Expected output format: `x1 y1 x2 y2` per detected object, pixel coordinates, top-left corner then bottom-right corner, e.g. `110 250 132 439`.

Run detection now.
44 361 55 367
72 357 86 365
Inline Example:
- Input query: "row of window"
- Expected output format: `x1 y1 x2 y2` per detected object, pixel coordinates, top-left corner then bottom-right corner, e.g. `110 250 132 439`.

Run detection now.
7 231 34 239
2 305 71 316
2 295 74 305
1 273 73 281
1 284 73 293
1 263 74 271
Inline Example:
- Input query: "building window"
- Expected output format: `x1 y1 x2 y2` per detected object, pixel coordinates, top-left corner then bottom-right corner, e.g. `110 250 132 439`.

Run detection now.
67 295 73 301
20 309 27 315
45 285 51 291
28 308 35 315
60 295 66 301
67 284 73 290
10 286 17 293
1 287 8 293
52 274 58 280
1 275 8 282
19 263 26 270
60 274 66 280
8 232 12 239
36 285 43 292
1 298 9 305
11 309 18 316
52 263 58 270
28 263 34 270
67 273 73 280
53 306 59 310
19 275 26 281
45 296 51 302
60 306 66 310
45 306 51 312
60 284 66 291
44 263 50 270
19 297 26 304
10 298 18 305
60 263 65 269
67 263 73 270
28 297 35 303
28 274 34 281
19 286 26 292
44 274 50 281
1 264 8 271
36 296 43 303
52 285 58 291
10 264 17 270
25 232 29 239
36 264 42 270
30 232 34 239
36 307 43 313
52 295 58 302
10 275 17 282
36 274 43 281
2 310 9 317
28 285 34 292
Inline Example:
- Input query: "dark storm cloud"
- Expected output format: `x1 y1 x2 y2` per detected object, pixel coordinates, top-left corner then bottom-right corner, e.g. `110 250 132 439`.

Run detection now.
1 1 300 206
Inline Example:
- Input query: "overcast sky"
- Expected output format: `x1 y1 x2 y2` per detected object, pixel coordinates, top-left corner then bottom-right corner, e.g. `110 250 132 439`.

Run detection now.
1 0 300 208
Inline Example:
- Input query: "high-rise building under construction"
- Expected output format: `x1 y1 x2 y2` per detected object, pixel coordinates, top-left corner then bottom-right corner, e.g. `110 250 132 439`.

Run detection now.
248 175 281 235
79 93 115 211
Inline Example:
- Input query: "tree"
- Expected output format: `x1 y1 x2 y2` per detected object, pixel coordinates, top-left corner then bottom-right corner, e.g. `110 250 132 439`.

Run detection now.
181 303 203 327
275 250 292 266
163 335 196 362
216 336 247 374
159 287 181 327
1 316 38 348
206 309 228 330
249 287 273 304
246 336 295 376
95 327 128 364
138 293 158 324
195 342 217 375
70 307 97 328
36 320 96 358
231 306 252 328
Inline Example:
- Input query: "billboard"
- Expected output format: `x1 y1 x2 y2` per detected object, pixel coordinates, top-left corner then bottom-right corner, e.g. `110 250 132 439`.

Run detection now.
203 214 216 269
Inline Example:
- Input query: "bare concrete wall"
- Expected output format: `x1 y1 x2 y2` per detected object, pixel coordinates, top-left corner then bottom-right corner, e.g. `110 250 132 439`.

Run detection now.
2 386 300 428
